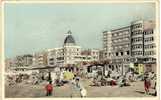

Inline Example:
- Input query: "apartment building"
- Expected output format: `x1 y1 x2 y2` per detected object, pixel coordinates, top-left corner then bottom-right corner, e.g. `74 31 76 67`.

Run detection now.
103 20 156 74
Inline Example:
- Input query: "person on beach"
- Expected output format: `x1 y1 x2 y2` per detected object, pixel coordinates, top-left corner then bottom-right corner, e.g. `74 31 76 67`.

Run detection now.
144 75 151 94
70 77 84 97
45 81 53 96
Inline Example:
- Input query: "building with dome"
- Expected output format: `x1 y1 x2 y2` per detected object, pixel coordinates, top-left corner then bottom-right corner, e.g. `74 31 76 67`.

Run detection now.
47 30 100 68
63 30 81 65
6 30 100 72
47 30 82 68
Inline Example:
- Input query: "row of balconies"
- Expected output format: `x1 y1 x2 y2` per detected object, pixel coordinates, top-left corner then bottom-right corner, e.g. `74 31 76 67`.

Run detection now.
144 51 156 56
111 30 130 37
144 43 156 49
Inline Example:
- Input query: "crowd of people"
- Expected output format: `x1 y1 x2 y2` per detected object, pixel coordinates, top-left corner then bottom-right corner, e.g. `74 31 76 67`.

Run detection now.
89 70 157 96
90 70 133 87
6 69 157 97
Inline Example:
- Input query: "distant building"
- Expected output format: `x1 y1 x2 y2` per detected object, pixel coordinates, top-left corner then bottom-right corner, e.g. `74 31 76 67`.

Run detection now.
5 58 14 72
47 47 64 67
99 50 104 61
23 54 33 66
81 49 100 62
5 54 33 72
47 49 57 67
33 51 48 67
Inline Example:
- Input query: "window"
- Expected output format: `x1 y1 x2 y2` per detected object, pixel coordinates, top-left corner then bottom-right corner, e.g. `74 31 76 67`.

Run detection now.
144 31 146 35
116 52 118 56
121 52 123 56
50 63 54 65
151 30 154 34
49 58 54 61
105 53 107 55
127 51 129 55
144 30 154 35
131 38 134 42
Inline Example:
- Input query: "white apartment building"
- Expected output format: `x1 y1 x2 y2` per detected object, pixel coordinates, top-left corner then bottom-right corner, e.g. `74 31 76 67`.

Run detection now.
103 20 157 74
143 21 156 60
110 26 131 75
33 51 48 67
131 20 156 60
103 31 112 59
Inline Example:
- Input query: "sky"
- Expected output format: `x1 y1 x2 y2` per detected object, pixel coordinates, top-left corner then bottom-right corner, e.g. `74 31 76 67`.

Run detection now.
4 3 155 58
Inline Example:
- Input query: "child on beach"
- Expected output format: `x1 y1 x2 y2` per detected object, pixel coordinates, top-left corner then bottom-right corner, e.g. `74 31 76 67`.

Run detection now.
45 81 53 96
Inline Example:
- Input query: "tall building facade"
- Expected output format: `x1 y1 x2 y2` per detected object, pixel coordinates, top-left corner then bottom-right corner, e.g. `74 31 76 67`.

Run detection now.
103 31 112 59
131 20 156 73
103 20 156 74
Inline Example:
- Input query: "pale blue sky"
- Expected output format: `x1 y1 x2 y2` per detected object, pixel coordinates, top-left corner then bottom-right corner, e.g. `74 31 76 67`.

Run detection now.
5 3 155 58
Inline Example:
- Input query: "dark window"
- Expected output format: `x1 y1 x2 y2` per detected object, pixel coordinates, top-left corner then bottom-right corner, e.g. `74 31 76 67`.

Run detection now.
109 65 111 69
127 51 129 55
49 58 54 61
144 31 146 35
121 52 123 56
116 52 118 56
105 53 107 55
151 30 153 34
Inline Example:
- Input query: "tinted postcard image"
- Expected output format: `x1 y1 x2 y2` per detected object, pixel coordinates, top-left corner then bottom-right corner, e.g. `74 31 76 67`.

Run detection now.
4 3 157 98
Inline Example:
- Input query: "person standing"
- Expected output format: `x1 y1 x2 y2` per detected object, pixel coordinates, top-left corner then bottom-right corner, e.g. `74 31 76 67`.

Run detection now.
45 81 53 96
144 75 151 94
70 77 82 97
153 77 157 96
